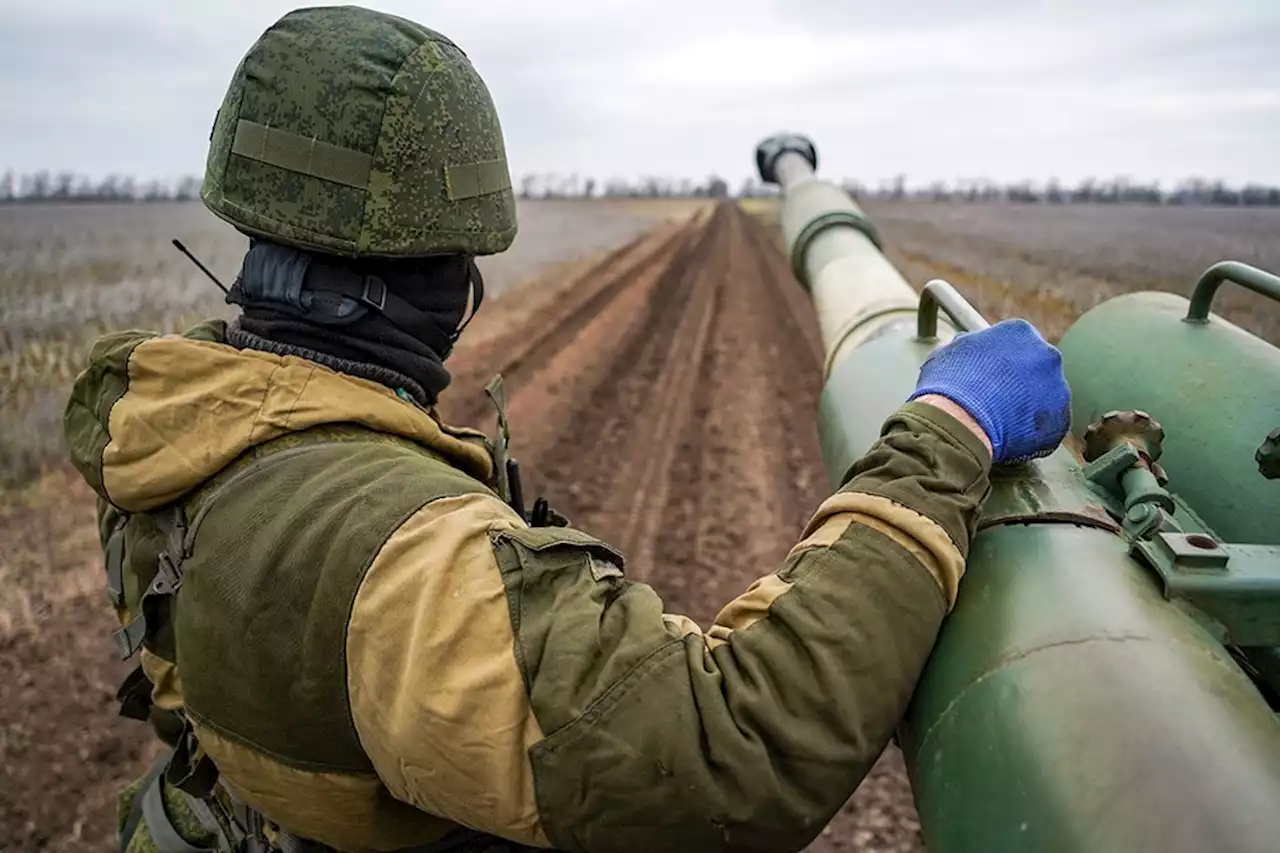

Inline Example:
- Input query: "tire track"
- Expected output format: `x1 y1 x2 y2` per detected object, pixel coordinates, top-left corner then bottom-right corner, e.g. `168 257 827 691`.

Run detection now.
653 205 827 621
739 207 827 371
443 223 692 427
528 206 729 570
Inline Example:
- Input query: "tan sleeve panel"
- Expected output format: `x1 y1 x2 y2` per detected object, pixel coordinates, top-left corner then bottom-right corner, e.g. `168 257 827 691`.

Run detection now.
347 493 551 848
796 491 965 608
103 338 491 511
662 613 703 638
663 613 727 651
140 649 183 712
789 513 855 554
192 721 456 853
706 574 794 647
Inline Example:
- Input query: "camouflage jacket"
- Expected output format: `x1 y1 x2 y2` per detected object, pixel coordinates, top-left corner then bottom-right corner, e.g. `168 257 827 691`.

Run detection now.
65 321 991 853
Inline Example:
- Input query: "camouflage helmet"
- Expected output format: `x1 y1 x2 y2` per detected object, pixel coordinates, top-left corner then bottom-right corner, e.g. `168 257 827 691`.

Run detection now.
201 6 516 258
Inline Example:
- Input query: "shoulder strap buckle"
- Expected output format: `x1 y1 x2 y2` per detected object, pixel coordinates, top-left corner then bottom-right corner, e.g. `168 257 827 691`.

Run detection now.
152 503 192 594
360 275 388 311
152 551 184 596
113 615 148 660
111 505 191 660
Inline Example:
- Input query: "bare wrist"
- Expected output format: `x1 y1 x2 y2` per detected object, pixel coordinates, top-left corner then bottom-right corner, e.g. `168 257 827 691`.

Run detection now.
914 394 994 459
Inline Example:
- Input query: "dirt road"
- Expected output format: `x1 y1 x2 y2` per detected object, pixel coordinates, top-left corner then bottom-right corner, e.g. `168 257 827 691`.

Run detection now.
1 202 923 852
442 202 924 852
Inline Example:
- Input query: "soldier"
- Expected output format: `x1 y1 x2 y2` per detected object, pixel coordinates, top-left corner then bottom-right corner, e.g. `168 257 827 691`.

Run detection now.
64 6 1069 853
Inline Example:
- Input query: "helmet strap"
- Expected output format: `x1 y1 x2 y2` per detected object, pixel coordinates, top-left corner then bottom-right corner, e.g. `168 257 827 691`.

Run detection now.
229 242 484 357
451 259 485 343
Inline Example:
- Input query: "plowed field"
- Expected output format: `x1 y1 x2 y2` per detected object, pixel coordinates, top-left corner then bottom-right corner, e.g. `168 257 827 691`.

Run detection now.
1 202 923 852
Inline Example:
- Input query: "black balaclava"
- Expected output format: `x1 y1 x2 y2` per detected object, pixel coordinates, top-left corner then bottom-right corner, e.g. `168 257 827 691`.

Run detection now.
224 240 482 406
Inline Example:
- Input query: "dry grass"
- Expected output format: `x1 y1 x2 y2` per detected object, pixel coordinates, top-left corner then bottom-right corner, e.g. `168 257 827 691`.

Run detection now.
0 468 101 638
866 200 1280 344
743 197 1280 344
0 199 678 488
0 203 243 486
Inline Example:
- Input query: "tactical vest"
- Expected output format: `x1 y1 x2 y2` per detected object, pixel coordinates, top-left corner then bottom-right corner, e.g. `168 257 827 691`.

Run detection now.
104 380 563 853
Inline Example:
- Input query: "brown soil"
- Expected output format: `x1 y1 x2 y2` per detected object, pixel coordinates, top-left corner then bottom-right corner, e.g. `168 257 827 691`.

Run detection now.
2 202 922 852
0 471 163 853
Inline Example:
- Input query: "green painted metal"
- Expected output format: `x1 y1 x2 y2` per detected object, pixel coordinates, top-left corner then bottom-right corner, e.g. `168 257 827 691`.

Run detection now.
1258 428 1280 479
1245 646 1280 700
757 132 1280 853
762 146 928 377
917 279 990 338
1186 261 1280 323
1134 535 1280 647
1060 290 1280 545
787 207 884 281
901 516 1280 853
978 449 1119 532
817 327 935 487
1080 433 1280 648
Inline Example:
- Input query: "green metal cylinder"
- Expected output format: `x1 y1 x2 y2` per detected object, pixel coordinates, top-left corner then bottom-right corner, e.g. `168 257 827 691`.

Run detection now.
902 490 1280 853
1060 290 1280 545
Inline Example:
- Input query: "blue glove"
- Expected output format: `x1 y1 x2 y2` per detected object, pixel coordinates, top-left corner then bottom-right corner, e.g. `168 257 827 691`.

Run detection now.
908 319 1070 463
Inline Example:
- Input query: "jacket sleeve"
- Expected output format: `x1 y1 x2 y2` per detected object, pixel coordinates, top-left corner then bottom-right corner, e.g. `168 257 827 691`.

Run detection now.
344 401 991 853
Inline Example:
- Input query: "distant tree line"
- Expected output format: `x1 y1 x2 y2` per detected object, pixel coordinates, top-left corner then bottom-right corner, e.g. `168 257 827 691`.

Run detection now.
834 174 1280 207
525 172 1280 207
517 173 731 199
5 167 1280 208
0 170 202 203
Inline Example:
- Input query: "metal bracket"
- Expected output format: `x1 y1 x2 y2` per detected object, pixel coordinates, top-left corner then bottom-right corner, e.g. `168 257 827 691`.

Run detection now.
1083 427 1280 646
1132 533 1280 646
1184 260 1280 323
1082 443 1140 503
916 279 990 339
1082 437 1179 538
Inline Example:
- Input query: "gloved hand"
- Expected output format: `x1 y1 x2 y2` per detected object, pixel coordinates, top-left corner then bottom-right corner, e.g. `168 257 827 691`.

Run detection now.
908 318 1070 463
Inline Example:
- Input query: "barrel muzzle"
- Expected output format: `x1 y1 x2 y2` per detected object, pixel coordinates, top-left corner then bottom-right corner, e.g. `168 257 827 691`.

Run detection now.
756 133 817 184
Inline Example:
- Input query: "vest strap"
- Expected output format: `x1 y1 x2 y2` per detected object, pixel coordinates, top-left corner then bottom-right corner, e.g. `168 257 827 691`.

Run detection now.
142 765 216 853
117 664 153 721
484 374 525 520
105 516 129 609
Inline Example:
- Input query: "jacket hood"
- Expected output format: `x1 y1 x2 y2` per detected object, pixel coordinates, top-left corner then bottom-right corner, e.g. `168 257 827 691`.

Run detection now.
64 321 493 512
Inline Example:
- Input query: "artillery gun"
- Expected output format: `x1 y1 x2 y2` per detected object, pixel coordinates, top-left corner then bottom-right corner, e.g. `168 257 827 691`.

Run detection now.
755 133 1280 853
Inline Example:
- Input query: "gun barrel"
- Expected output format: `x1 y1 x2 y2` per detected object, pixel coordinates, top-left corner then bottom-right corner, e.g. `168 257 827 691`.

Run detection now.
761 138 934 377
757 132 1280 853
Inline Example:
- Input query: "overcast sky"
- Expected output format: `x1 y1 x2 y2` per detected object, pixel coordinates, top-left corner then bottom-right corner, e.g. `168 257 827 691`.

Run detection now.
2 0 1278 188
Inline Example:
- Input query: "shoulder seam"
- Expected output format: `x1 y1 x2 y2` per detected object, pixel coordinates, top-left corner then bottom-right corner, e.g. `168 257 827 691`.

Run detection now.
99 334 155 506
